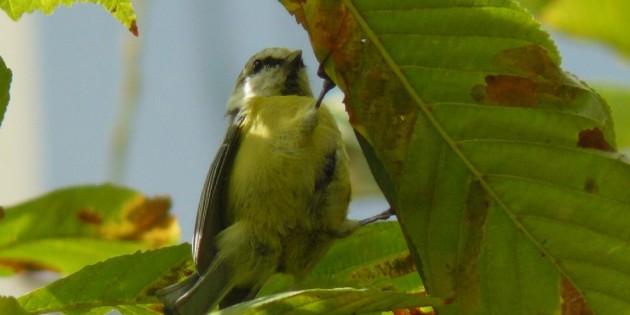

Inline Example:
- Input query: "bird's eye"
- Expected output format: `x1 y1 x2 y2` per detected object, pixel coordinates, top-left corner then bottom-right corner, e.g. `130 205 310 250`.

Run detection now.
251 57 284 75
252 60 264 74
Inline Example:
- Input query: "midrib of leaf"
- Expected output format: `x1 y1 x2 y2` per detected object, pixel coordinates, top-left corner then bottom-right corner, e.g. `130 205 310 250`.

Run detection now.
341 0 568 293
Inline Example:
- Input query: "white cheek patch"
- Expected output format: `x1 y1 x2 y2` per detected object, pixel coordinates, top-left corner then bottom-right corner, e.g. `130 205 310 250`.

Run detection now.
244 77 256 98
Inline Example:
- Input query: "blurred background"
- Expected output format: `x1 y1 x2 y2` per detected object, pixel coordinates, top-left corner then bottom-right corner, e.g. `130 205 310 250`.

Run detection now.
1 1 629 296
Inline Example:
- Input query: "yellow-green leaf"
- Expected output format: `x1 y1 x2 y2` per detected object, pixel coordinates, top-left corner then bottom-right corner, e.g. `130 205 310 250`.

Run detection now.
0 296 28 315
519 0 630 59
17 244 192 314
595 84 630 151
217 288 443 315
0 56 10 128
261 222 422 296
0 0 138 36
0 184 180 275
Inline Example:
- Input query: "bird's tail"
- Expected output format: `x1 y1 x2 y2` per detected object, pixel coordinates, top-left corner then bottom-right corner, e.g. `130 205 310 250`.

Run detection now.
156 274 200 315
157 258 234 315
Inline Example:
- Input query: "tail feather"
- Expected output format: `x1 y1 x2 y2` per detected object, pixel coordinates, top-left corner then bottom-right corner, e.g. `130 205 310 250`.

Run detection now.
157 258 234 315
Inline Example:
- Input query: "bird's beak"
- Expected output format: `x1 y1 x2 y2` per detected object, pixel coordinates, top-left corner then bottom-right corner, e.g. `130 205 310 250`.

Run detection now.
286 50 304 70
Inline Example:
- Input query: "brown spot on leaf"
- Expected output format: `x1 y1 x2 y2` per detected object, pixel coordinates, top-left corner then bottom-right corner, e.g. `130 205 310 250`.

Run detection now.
456 180 490 312
124 196 173 239
481 74 583 108
393 308 434 315
76 208 103 226
0 259 61 273
100 195 179 247
0 206 4 220
350 254 416 280
561 277 593 315
584 178 598 193
129 20 139 37
578 127 615 152
142 258 194 297
494 45 563 80
484 75 538 107
150 304 164 313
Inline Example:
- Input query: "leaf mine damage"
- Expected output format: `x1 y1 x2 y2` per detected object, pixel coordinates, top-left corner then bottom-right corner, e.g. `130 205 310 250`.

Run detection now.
350 254 416 280
494 45 563 80
478 45 582 108
99 195 179 246
0 259 60 273
561 277 594 315
76 208 103 226
577 127 615 152
455 180 491 310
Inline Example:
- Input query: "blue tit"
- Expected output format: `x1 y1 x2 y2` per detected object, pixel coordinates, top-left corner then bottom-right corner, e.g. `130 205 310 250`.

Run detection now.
157 47 359 315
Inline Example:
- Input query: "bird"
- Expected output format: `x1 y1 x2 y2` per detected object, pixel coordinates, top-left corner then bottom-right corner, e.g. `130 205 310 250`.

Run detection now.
156 47 361 315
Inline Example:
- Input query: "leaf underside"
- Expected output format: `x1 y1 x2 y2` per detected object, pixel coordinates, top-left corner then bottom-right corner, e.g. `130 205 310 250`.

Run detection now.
0 0 138 36
282 0 630 314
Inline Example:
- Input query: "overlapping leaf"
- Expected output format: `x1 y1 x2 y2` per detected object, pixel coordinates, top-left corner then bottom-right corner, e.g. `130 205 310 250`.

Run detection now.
0 184 180 275
282 0 630 314
0 296 28 315
17 244 192 314
260 222 422 296
595 85 630 150
520 0 630 58
217 288 442 315
0 56 10 128
0 0 138 36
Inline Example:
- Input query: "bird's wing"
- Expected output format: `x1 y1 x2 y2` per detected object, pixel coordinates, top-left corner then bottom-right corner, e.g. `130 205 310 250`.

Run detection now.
192 112 245 272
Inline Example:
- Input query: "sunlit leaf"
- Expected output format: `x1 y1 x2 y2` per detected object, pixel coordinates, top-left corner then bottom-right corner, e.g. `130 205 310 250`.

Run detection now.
0 0 138 36
282 0 630 314
518 0 630 59
594 84 630 150
261 222 422 296
0 296 28 315
217 288 443 315
17 244 192 314
540 1 630 58
0 184 180 275
0 56 10 128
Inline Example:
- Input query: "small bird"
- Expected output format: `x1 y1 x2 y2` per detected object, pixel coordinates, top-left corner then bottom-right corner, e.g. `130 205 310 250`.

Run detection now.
157 47 362 314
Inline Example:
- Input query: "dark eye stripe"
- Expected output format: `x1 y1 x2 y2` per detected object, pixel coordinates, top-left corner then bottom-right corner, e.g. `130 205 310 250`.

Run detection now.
251 57 284 74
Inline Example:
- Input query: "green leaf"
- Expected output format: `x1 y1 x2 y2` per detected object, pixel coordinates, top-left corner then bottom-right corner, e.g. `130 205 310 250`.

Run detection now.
17 244 192 314
0 184 180 275
261 222 422 296
0 56 11 128
594 84 630 150
0 0 138 36
537 1 630 58
216 288 443 315
0 296 28 315
282 0 629 314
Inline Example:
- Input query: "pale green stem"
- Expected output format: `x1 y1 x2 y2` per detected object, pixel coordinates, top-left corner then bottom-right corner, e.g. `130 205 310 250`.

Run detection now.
109 0 147 182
